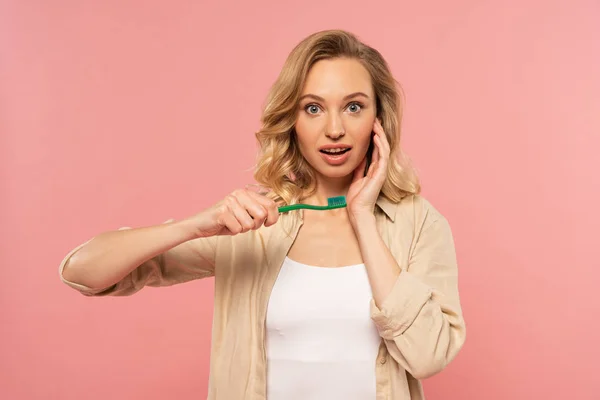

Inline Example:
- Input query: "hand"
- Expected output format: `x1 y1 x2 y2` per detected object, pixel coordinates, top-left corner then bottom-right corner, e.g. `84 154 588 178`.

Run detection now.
346 119 390 218
186 188 279 238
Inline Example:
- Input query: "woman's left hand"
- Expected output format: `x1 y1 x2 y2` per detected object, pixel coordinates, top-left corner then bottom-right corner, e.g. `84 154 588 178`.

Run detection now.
346 118 390 219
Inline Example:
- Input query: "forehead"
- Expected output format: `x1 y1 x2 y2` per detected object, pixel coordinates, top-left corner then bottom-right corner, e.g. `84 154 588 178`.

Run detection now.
301 58 373 97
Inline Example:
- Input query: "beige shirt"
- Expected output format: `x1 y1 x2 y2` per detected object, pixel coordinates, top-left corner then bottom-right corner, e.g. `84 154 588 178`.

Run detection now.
59 194 466 399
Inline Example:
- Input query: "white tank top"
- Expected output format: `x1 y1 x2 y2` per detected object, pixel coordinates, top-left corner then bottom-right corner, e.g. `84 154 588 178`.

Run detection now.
265 257 381 400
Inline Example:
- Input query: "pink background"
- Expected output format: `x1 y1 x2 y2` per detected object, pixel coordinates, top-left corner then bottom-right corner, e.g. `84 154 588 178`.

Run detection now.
2 0 599 399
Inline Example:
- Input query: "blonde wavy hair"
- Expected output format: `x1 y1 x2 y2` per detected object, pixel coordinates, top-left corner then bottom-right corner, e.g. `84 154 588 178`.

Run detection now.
254 29 420 206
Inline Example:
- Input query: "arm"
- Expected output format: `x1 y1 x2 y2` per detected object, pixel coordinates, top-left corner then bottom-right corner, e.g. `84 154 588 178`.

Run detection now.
352 213 466 379
60 219 217 296
60 188 280 296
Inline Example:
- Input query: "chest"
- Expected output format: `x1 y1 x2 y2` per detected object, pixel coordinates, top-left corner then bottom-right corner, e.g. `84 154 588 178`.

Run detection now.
266 257 380 365
287 212 363 267
265 258 381 398
267 258 375 324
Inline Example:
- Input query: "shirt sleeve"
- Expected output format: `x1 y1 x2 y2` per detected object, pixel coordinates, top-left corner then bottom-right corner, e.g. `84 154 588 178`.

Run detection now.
369 215 466 379
58 224 217 297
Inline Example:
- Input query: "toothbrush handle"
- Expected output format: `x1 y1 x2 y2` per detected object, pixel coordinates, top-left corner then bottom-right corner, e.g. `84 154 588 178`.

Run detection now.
278 204 345 213
278 204 325 213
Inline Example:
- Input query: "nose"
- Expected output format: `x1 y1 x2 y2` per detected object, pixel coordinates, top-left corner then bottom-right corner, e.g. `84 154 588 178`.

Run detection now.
325 112 345 139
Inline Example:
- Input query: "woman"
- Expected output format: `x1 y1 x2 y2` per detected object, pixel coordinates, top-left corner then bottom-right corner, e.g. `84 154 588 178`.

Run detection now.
60 30 466 399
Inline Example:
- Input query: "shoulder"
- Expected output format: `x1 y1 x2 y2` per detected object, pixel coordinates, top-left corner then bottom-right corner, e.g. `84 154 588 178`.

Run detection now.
386 194 450 231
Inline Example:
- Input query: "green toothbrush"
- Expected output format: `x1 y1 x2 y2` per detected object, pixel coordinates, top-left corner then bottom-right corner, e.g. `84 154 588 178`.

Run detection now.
278 196 347 213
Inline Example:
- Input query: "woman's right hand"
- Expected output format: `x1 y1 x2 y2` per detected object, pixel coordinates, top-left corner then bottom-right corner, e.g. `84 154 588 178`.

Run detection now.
186 188 280 238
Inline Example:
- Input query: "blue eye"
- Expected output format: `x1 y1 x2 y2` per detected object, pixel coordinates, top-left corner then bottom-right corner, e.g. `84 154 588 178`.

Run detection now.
347 102 362 113
305 104 321 115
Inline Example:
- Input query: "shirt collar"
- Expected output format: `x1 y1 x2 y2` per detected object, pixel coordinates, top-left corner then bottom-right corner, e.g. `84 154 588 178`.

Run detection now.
376 196 397 222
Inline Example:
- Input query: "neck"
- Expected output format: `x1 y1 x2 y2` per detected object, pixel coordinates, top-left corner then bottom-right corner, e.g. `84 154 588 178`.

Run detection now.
302 174 353 206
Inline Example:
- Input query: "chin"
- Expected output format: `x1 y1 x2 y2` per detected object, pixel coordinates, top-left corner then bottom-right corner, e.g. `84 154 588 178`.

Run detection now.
315 165 356 179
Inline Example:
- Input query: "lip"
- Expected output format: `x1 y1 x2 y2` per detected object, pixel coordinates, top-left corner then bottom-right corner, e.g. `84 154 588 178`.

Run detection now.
318 144 352 151
318 144 353 166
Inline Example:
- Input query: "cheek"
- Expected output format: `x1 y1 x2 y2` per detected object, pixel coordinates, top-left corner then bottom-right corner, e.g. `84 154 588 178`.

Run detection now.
294 115 322 149
350 119 375 148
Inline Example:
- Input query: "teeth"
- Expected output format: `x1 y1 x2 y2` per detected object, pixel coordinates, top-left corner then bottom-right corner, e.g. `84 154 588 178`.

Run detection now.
323 148 346 153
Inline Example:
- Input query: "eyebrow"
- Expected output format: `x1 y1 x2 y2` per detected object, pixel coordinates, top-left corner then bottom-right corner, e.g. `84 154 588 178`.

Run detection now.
298 92 371 102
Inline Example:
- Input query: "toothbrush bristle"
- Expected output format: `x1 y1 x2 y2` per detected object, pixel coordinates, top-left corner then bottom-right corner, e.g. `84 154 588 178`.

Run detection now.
327 196 347 207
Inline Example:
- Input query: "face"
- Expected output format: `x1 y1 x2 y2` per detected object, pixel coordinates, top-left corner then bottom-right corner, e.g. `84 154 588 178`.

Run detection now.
295 57 376 181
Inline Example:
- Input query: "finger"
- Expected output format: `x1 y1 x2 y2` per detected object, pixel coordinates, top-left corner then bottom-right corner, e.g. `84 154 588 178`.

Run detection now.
367 135 383 178
219 209 242 235
374 119 391 157
371 135 388 181
372 134 380 167
245 183 271 196
382 134 390 158
234 190 269 229
367 158 377 178
227 196 256 233
376 118 386 134
364 135 380 179
246 190 279 227
373 119 383 137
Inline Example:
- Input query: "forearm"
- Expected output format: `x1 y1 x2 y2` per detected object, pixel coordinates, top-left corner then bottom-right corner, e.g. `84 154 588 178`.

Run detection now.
62 218 198 290
351 213 400 307
357 214 466 378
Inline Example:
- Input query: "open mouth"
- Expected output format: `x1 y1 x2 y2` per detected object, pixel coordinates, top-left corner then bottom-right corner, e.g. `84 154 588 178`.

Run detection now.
319 148 351 155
